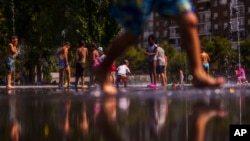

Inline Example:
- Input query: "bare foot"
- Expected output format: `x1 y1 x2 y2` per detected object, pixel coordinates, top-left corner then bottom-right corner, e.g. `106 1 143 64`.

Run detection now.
192 70 225 87
6 85 15 89
95 67 117 95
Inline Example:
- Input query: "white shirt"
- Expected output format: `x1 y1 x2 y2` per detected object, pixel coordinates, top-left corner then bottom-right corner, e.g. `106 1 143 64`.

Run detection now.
155 46 166 66
117 64 130 76
98 54 106 63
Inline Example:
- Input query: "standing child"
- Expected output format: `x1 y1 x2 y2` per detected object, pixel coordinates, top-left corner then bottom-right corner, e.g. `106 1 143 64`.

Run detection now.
57 42 71 88
179 69 184 89
96 0 225 95
5 36 18 89
110 60 117 86
155 45 167 86
75 40 88 89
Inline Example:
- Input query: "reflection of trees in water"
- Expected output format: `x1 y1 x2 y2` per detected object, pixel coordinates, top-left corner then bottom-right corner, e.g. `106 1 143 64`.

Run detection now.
0 93 248 140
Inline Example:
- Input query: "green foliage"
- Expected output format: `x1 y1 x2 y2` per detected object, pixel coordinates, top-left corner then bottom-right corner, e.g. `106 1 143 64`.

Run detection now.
0 0 247 84
201 36 237 76
0 0 120 83
117 41 187 83
115 46 147 74
161 42 186 83
240 38 250 73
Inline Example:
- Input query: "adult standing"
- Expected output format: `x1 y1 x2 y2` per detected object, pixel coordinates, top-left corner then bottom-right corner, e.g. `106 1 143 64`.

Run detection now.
75 40 88 88
5 36 18 89
58 42 71 88
145 34 157 88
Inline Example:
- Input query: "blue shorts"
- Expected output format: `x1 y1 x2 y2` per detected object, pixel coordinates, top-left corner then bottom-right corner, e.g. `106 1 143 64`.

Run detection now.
5 57 15 73
111 0 194 35
59 59 66 69
203 63 209 71
157 66 165 74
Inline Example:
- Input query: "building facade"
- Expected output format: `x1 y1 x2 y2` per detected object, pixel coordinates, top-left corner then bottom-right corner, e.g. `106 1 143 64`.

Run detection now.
138 0 249 50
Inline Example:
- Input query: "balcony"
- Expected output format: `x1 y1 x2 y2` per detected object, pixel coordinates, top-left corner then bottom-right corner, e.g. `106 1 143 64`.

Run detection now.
197 0 210 3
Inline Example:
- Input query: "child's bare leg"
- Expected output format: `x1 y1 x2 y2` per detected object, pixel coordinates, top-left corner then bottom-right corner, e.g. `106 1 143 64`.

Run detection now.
96 32 138 95
6 73 14 88
175 13 225 87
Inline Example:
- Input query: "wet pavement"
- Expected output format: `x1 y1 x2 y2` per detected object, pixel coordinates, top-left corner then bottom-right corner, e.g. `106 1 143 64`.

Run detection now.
0 85 250 141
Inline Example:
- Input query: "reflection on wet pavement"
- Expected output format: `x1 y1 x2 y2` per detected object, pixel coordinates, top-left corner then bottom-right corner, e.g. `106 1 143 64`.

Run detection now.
0 86 249 141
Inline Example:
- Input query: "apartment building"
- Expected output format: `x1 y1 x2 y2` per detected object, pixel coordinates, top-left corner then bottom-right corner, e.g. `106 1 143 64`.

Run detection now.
138 0 249 50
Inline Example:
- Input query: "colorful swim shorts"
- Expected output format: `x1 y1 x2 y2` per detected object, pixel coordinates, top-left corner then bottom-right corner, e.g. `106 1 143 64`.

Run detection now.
5 57 15 73
111 0 194 35
58 59 67 69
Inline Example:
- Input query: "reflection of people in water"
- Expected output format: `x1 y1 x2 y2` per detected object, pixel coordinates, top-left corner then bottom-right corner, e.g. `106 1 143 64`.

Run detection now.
118 97 130 115
93 98 101 124
9 97 20 141
96 97 123 141
149 97 168 140
189 99 226 141
79 102 89 135
63 99 71 136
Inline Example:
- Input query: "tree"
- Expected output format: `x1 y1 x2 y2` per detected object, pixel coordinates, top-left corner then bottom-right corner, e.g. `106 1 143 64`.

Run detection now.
240 38 250 73
0 0 120 83
201 36 237 77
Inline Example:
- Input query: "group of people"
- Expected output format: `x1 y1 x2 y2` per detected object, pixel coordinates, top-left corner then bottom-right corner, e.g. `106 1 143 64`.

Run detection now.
200 47 248 85
10 0 249 93
94 0 225 95
56 39 132 90
56 41 105 89
145 34 168 88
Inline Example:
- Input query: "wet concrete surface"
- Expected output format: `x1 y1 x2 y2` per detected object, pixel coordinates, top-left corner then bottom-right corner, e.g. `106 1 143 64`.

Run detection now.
0 85 249 141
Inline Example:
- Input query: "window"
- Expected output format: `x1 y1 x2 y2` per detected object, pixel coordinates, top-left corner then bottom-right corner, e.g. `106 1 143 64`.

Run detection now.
223 11 227 17
239 6 244 16
214 24 218 29
156 22 159 27
206 24 211 32
224 22 228 29
156 32 159 37
205 12 210 21
213 12 218 20
213 0 218 7
220 0 227 5
164 31 168 37
169 28 179 37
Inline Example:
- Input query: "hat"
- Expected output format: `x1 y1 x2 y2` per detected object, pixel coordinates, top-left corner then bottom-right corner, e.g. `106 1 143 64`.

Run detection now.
98 47 103 52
